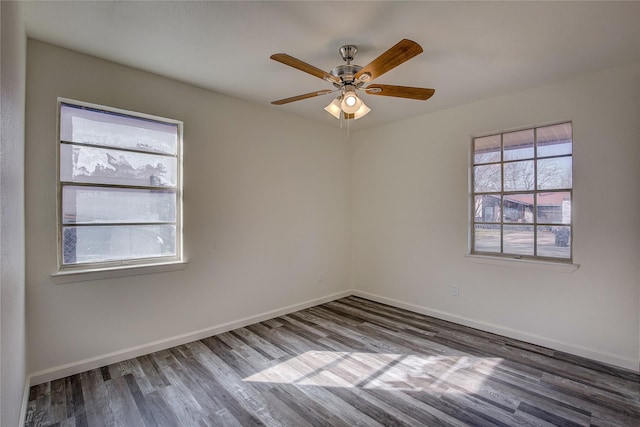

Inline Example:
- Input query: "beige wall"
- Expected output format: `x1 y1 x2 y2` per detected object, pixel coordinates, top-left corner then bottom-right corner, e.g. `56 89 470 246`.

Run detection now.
1 1 28 426
351 62 640 370
25 40 351 379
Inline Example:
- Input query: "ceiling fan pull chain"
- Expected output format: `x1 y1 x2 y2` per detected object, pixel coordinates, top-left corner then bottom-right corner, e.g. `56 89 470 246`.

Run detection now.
347 114 350 138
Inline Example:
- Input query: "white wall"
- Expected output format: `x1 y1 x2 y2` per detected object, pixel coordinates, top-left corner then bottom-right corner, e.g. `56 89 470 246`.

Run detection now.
1 1 28 426
26 40 351 379
23 36 640 389
351 63 640 370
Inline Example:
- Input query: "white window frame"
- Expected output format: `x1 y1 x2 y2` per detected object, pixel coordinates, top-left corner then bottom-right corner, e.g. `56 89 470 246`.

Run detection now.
56 98 184 274
470 122 573 263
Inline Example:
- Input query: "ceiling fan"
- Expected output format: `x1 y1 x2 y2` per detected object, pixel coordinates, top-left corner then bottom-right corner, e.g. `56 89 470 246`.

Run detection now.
270 39 435 120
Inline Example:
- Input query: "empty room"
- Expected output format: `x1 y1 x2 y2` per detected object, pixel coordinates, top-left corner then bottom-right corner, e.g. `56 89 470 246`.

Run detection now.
1 1 640 426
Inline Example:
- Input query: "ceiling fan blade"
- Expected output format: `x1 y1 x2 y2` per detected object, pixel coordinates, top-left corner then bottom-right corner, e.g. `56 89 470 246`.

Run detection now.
365 84 435 101
355 39 423 82
270 53 340 84
271 89 335 105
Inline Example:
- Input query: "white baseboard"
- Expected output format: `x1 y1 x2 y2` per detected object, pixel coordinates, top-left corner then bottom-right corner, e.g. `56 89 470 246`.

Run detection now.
351 290 639 372
28 290 351 386
27 287 638 388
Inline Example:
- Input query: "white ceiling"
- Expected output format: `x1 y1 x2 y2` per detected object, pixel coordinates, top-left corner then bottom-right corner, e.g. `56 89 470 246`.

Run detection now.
20 1 640 130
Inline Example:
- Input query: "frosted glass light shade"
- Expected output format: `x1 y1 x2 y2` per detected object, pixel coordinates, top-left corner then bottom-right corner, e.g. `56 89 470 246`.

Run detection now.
341 92 362 114
353 102 371 120
325 94 371 120
344 94 357 107
324 98 342 119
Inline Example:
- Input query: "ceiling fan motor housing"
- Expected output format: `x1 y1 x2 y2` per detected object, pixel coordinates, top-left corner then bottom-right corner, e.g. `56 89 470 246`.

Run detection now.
331 44 364 87
330 64 363 86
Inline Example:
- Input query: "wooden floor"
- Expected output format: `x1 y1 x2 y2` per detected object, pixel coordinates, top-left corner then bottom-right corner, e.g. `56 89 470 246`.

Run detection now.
25 296 640 427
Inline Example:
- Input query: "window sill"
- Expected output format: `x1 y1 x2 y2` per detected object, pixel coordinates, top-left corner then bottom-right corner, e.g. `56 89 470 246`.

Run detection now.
51 260 189 284
465 254 579 273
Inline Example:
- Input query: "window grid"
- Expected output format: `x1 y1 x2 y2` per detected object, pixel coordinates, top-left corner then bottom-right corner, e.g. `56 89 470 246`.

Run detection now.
57 99 183 270
471 123 572 262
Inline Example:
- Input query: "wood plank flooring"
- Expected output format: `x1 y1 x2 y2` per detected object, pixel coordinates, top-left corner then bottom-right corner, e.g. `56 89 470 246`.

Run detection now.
25 296 640 426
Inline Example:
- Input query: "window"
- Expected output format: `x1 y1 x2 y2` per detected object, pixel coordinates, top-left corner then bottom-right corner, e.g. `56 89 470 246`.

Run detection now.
58 99 183 271
471 122 572 261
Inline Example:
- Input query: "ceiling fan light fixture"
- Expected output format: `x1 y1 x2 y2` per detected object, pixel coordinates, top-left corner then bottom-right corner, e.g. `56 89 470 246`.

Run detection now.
327 94 369 120
353 101 371 120
341 86 362 114
324 98 342 119
344 94 357 107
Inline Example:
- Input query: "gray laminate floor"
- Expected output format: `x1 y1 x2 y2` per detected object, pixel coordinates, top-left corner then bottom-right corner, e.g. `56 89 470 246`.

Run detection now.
25 296 640 426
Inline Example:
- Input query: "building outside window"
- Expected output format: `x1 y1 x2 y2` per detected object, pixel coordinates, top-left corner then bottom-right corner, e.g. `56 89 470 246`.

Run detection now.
471 122 572 261
58 99 183 271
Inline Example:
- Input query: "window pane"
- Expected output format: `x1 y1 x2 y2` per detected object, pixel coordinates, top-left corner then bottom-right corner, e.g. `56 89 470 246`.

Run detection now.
504 129 534 161
537 192 571 224
63 186 176 224
474 224 500 253
504 160 534 191
474 164 501 192
472 123 572 261
474 195 501 223
537 226 571 258
503 225 534 255
62 225 176 265
474 135 501 164
503 194 533 223
537 123 572 157
537 157 572 190
60 144 177 187
60 103 177 155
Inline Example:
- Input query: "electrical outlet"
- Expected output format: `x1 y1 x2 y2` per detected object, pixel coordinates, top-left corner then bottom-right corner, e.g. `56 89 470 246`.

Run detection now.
452 285 460 297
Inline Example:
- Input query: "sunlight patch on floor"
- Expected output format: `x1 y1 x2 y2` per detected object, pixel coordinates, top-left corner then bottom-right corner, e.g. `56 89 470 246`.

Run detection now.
243 351 502 392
